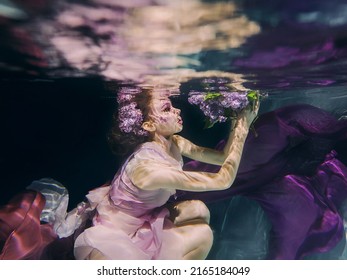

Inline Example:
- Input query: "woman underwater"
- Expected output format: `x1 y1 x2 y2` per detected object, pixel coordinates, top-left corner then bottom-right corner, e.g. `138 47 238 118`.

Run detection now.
1 86 347 260
73 87 259 260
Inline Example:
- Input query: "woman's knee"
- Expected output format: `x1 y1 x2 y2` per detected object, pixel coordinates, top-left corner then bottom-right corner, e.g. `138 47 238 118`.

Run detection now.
87 248 108 260
191 200 211 223
200 223 214 250
182 223 214 259
74 246 107 260
172 200 211 225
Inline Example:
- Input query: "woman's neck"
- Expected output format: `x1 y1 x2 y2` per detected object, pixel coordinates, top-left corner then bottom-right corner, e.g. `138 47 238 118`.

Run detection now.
152 133 173 154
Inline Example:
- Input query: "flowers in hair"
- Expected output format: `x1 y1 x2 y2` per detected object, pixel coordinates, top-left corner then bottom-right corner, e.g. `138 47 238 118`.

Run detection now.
117 87 149 136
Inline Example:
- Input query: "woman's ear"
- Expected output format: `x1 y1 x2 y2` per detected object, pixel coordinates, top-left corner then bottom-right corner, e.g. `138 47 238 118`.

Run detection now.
142 121 156 132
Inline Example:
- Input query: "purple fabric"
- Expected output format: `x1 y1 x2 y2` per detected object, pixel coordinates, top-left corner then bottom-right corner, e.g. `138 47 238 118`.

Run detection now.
180 104 347 259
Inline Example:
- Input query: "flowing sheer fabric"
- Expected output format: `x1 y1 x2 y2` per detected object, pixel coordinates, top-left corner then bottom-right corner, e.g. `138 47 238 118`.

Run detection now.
74 142 182 260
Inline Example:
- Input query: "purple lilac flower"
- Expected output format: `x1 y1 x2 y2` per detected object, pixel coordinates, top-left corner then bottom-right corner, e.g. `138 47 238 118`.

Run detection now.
220 91 249 111
188 92 205 105
188 89 251 127
118 102 148 136
200 101 225 123
117 92 149 136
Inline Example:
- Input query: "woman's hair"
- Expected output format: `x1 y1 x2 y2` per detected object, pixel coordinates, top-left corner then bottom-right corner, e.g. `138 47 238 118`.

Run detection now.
107 88 153 156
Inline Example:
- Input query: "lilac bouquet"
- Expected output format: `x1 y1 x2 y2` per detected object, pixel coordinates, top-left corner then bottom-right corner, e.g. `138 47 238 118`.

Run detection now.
188 78 264 128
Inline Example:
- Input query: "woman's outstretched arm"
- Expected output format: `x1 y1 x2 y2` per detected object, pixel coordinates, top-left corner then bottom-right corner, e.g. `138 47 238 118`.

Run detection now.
172 103 259 166
172 134 226 166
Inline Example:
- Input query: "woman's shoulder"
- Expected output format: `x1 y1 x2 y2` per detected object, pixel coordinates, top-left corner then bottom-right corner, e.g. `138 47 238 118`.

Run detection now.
124 142 166 174
135 142 167 160
125 141 183 175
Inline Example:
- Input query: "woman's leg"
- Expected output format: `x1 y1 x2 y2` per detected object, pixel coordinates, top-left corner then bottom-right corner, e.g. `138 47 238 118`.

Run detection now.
168 199 211 225
162 200 214 259
86 248 107 260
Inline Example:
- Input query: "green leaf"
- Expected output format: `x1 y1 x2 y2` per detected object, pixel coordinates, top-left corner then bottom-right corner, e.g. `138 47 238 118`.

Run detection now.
204 92 222 101
247 90 258 101
204 118 217 129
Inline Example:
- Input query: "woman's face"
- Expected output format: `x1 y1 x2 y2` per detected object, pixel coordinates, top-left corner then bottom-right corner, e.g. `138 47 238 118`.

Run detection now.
148 96 183 137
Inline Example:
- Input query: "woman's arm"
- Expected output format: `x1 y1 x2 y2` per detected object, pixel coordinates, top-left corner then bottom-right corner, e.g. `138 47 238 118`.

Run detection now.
131 108 256 192
172 134 226 166
172 103 258 166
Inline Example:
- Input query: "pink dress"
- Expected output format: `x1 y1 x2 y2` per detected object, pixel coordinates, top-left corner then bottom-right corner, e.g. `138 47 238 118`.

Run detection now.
74 142 183 259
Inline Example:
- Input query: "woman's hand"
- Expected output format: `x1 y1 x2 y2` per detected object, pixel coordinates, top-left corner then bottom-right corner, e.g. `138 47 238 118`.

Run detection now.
237 98 260 129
